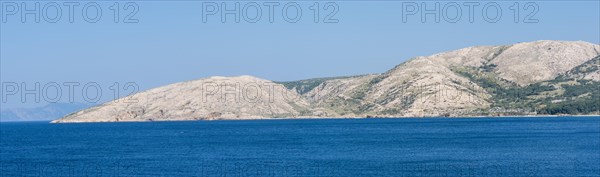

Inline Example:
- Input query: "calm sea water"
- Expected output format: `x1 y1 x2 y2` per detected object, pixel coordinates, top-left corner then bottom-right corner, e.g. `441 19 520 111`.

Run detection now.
1 117 599 177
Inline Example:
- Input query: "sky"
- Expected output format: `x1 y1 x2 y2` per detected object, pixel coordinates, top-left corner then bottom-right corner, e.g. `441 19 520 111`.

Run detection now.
1 0 599 109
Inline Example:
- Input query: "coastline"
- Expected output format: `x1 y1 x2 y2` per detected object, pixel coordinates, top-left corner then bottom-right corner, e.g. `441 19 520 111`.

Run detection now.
47 114 600 124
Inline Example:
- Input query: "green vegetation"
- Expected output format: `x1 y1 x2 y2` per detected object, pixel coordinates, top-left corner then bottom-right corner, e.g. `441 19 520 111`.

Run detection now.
453 66 552 108
568 56 600 75
539 80 600 114
539 96 599 114
350 75 388 100
369 75 385 85
562 80 597 97
480 63 497 72
452 63 600 115
277 75 365 95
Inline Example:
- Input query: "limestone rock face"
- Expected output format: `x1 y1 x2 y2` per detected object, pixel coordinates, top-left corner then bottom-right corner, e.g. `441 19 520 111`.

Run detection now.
53 40 600 123
562 56 600 81
303 56 490 118
416 40 599 85
490 41 599 85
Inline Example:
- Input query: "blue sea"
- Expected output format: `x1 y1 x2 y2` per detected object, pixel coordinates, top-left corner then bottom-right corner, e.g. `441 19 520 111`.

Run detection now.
1 117 599 177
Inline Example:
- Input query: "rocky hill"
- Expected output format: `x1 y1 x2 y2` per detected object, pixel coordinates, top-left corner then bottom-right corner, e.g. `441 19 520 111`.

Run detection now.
52 76 314 123
52 40 600 123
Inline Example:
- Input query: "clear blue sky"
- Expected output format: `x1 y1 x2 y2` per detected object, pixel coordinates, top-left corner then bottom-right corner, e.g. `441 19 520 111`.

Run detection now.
1 1 599 108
